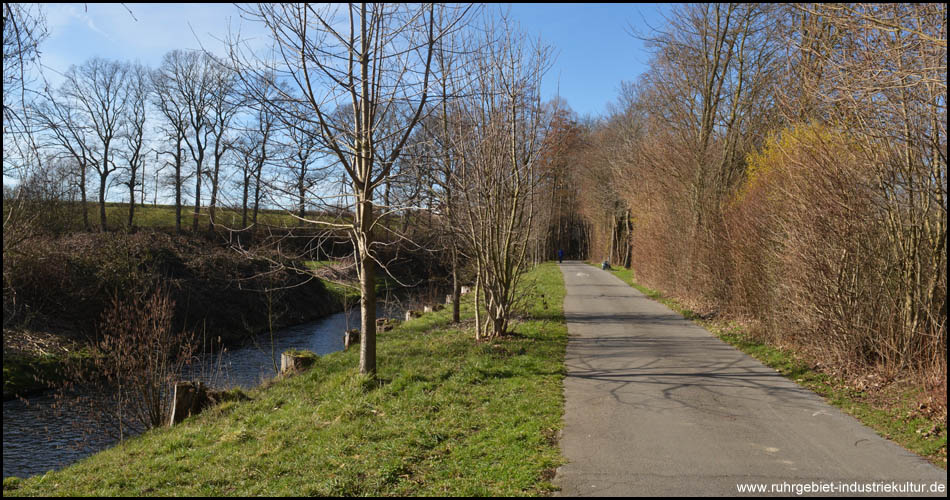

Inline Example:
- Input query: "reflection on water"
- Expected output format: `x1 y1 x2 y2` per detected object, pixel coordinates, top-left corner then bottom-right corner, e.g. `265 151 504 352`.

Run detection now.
2 393 118 481
2 302 403 479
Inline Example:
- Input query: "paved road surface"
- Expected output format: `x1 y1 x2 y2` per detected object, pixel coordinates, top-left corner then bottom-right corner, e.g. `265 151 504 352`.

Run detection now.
554 261 947 496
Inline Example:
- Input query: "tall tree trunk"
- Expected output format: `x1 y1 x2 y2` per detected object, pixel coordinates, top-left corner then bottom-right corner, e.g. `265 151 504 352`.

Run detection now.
98 173 108 232
298 163 306 220
451 247 460 323
208 156 221 232
358 197 377 376
192 163 202 232
174 157 182 235
241 174 249 228
127 183 135 230
80 165 89 230
252 168 261 228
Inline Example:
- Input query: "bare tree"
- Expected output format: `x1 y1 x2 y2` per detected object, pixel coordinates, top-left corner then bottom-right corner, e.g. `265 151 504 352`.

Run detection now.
234 72 280 231
60 57 132 231
280 104 330 221
118 62 150 230
623 2 781 293
231 3 473 376
176 51 216 233
206 57 242 232
152 51 193 234
33 89 92 230
453 13 553 339
2 3 47 181
417 17 479 324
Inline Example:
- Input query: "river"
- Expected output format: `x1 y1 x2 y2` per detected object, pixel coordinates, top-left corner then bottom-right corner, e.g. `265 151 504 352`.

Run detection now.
2 302 405 479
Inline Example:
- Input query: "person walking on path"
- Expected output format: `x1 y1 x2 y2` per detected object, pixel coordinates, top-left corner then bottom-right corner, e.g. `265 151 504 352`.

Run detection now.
557 248 564 263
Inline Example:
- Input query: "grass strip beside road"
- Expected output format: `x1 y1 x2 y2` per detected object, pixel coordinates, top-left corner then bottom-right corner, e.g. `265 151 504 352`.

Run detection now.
598 263 947 470
3 262 568 496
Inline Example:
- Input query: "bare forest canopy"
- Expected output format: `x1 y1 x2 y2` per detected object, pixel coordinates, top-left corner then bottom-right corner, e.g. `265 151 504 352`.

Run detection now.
3 3 946 386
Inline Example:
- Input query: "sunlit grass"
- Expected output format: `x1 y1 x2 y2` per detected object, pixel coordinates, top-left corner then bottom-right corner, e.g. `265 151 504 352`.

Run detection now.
3 263 568 495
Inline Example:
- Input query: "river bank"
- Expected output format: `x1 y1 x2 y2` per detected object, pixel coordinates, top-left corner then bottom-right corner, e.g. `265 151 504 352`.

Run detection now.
2 229 426 400
2 301 405 480
2 262 567 495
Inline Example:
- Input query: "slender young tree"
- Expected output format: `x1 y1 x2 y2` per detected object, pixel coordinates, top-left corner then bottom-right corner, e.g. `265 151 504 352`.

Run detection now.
453 13 553 339
232 3 473 376
178 51 215 233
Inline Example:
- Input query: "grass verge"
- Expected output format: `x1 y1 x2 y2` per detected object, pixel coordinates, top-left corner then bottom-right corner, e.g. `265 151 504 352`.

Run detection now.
3 262 568 496
596 263 947 470
2 350 90 400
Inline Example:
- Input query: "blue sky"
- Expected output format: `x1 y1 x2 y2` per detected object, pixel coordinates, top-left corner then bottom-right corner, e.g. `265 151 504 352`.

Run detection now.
507 3 669 118
37 3 670 119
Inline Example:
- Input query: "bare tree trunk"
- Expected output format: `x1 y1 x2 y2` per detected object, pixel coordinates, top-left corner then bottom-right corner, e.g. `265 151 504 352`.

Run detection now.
474 271 482 341
174 158 182 234
127 183 135 229
241 173 249 228
80 166 89 230
451 247 460 323
208 160 220 232
98 172 108 232
357 197 377 375
192 165 201 232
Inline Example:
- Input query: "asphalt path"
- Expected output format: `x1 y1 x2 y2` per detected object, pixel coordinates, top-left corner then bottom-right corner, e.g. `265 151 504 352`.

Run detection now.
554 261 947 496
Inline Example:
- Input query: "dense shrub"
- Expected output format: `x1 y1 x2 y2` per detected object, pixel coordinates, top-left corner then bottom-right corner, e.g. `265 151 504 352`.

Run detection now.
724 124 946 381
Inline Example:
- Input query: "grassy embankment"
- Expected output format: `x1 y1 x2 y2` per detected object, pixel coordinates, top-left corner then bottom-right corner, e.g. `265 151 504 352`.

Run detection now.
3 348 92 401
2 257 401 401
20 201 427 231
3 199 437 400
596 263 947 470
81 202 323 229
3 262 568 496
1 230 357 400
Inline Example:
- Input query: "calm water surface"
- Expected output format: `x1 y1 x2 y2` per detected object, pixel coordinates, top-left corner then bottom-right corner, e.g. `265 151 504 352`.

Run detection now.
2 302 403 479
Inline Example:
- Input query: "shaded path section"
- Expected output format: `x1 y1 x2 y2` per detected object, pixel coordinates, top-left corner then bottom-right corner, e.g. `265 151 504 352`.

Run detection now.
554 261 946 496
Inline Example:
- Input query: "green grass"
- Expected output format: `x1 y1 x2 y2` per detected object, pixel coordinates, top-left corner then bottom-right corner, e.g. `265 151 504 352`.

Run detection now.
8 201 416 231
3 349 94 400
303 260 334 270
595 262 948 470
104 203 322 229
3 263 568 496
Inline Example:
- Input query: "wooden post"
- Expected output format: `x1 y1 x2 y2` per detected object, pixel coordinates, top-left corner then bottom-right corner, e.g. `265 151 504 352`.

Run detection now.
344 329 360 350
281 350 317 374
168 381 209 426
376 318 398 332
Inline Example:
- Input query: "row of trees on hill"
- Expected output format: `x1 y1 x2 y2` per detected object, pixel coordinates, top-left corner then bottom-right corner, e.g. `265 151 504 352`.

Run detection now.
13 50 335 234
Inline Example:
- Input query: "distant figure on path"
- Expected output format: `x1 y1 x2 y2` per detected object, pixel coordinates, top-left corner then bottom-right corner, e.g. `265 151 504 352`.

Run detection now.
558 248 564 263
